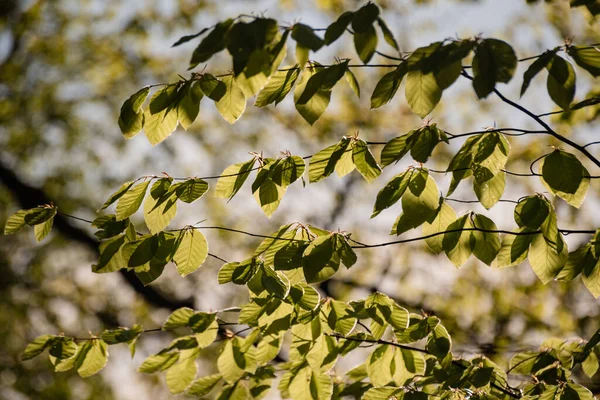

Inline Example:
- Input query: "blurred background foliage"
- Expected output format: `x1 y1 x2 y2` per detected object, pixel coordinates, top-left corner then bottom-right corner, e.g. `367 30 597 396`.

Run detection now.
0 0 599 398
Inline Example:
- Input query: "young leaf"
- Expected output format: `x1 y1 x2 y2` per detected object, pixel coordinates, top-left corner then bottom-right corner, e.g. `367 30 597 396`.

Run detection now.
119 87 150 138
189 19 233 68
174 178 209 203
166 349 198 394
34 217 54 242
377 17 399 51
215 76 246 124
116 181 150 221
144 182 177 234
101 181 135 210
177 82 203 130
423 200 457 254
474 170 506 209
324 12 354 45
567 45 600 77
371 65 407 109
442 214 473 267
255 67 300 107
520 49 556 97
215 157 257 201
22 334 56 361
188 374 222 397
546 55 576 110
405 70 442 118
352 139 382 183
294 65 331 125
380 132 413 167
528 233 568 284
540 150 589 208
24 206 57 226
199 74 227 101
354 25 378 64
472 38 517 98
144 86 179 145
4 209 28 235
582 257 600 298
172 229 209 277
471 214 501 265
371 171 412 218
291 24 324 52
345 69 361 98
76 339 109 378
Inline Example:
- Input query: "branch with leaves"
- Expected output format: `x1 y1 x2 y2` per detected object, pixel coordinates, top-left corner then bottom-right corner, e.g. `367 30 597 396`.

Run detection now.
5 1 600 399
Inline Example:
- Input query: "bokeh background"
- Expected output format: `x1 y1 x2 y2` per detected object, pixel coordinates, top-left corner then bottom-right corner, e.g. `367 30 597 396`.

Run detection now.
1 0 599 398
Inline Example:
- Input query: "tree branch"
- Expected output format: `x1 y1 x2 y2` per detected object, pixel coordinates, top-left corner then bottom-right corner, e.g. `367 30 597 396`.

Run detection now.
0 160 194 311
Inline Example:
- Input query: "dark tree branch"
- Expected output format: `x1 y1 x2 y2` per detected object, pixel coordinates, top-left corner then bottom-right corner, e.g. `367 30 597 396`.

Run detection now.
460 71 600 169
0 160 194 311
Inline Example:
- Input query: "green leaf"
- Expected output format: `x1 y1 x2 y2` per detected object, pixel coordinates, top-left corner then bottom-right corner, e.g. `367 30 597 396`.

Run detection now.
144 193 177 235
405 70 442 118
582 258 600 298
308 138 352 183
372 171 412 218
514 195 550 229
253 177 286 218
492 228 534 268
119 87 150 139
471 214 501 266
393 169 439 235
166 349 198 394
163 307 194 330
297 61 349 105
427 323 451 361
24 206 57 226
540 150 589 208
472 38 517 98
302 234 340 283
271 156 305 188
22 334 55 361
377 18 399 51
352 2 380 33
101 325 143 346
48 337 78 360
189 19 233 68
567 45 600 77
172 229 209 277
370 65 407 109
380 132 412 167
354 25 378 64
557 245 594 282
294 65 331 125
115 181 149 221
255 67 300 107
101 181 135 211
345 69 361 98
76 339 109 378
442 214 473 267
177 82 203 130
4 209 28 235
289 366 333 400
173 178 209 203
423 200 457 254
34 217 54 242
144 86 180 145
291 24 324 52
128 235 159 268
473 171 505 209
546 55 576 110
581 352 599 378
563 383 595 400
218 258 260 285
324 12 353 45
138 351 179 373
215 157 256 201
520 50 556 97
409 125 446 163
528 233 568 284
199 74 227 101
215 76 246 124
188 374 222 397
218 337 257 384
261 265 291 299
352 139 381 183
